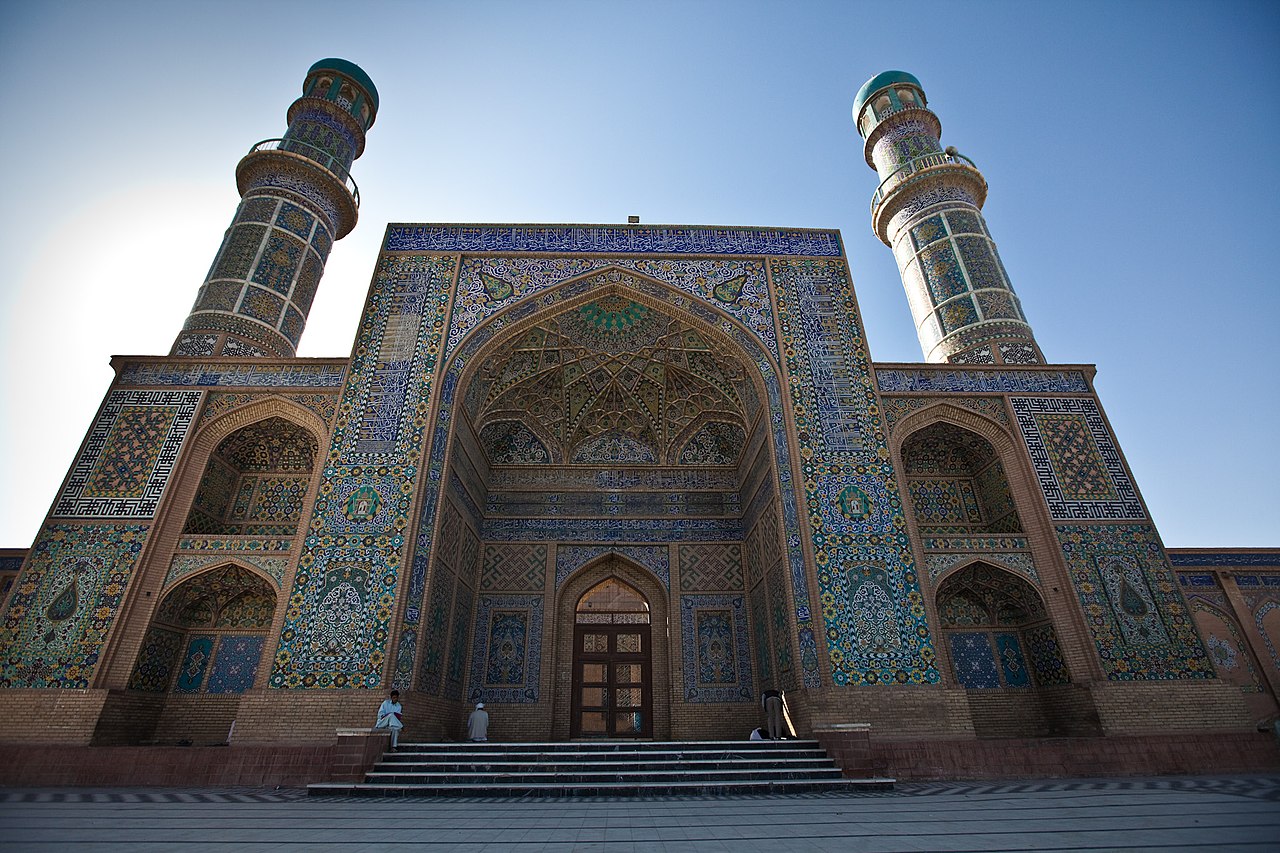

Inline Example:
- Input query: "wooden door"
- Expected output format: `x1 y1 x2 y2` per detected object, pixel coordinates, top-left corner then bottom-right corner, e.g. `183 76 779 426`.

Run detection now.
570 624 652 738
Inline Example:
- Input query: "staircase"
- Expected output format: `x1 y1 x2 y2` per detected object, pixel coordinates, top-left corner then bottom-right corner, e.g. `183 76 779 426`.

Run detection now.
308 739 894 797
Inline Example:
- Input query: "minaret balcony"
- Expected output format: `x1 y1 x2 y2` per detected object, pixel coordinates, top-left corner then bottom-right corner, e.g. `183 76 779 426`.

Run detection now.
870 149 988 245
236 139 362 237
242 138 361 207
870 149 983 214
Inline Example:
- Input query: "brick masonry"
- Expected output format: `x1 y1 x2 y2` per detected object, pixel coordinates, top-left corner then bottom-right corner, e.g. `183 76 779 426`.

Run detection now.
0 731 389 788
822 731 1280 781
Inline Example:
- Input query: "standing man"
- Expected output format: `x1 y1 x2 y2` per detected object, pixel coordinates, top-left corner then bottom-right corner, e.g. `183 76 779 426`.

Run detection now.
375 690 404 751
467 702 489 742
762 688 784 740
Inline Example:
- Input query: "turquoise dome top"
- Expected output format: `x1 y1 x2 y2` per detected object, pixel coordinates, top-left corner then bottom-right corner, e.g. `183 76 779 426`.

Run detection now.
308 58 379 111
853 70 922 119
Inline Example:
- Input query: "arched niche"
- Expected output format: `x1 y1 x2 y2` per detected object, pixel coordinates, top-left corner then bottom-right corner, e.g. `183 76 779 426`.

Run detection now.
935 562 1067 689
127 564 277 695
181 416 319 538
901 421 1024 536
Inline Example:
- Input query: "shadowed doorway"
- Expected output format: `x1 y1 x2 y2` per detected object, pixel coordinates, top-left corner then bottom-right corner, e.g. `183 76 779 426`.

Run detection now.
570 578 652 738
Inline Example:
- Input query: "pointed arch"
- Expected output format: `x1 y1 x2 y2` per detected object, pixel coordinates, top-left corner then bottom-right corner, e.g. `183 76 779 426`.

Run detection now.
159 556 283 598
934 561 1069 690
553 553 671 741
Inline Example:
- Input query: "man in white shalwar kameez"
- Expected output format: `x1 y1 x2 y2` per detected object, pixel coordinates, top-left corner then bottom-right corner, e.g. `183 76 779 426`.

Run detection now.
375 690 404 750
467 702 489 742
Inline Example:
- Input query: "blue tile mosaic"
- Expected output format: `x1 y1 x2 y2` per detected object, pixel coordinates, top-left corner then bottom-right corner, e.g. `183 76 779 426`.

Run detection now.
386 224 843 256
875 369 1090 394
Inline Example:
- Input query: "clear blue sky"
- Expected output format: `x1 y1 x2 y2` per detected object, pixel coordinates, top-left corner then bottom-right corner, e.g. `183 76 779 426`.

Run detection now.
1 0 1277 548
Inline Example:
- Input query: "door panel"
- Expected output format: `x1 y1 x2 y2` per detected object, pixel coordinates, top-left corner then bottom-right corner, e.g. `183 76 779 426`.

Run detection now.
571 624 652 738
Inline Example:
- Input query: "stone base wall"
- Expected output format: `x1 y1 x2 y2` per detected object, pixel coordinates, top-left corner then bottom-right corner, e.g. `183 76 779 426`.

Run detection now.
863 731 1280 780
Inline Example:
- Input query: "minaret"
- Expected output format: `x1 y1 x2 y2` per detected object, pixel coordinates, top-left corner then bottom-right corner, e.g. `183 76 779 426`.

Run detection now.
172 59 378 358
853 71 1043 365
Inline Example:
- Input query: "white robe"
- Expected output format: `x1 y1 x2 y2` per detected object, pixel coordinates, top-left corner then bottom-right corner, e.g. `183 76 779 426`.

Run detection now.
376 699 403 729
467 708 489 740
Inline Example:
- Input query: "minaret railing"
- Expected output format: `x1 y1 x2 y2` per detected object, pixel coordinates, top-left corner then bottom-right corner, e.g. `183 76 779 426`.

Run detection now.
871 150 978 212
247 138 361 205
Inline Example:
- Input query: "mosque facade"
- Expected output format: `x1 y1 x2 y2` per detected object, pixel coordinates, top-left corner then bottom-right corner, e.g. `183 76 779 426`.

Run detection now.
0 62 1276 756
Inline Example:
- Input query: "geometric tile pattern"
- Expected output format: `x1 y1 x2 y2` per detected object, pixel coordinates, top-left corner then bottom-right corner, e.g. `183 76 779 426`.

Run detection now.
444 582 473 701
880 395 1011 432
936 562 1047 628
995 632 1030 687
467 594 544 704
948 632 1000 688
163 555 289 589
1022 623 1070 686
1178 588 1266 695
197 392 339 431
0 524 148 687
1058 524 1214 680
555 545 670 590
154 565 276 630
925 552 1039 585
1099 555 1170 646
1168 552 1280 567
771 258 935 687
446 257 776 362
908 478 982 524
175 635 215 692
407 262 808 691
749 583 772 685
418 571 455 695
466 302 751 466
126 626 185 692
480 544 547 591
54 391 201 518
1012 397 1143 520
678 594 753 702
205 635 265 694
275 255 456 691
678 544 743 592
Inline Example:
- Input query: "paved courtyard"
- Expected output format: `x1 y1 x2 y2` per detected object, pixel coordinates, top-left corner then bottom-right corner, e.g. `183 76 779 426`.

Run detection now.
1 775 1278 851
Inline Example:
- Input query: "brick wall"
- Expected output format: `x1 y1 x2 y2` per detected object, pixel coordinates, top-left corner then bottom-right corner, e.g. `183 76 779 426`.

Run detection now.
670 704 760 740
966 689 1051 738
0 742 343 787
231 689 393 743
153 694 240 745
92 690 165 745
0 689 110 746
1088 679 1254 735
801 686 976 739
1039 684 1104 736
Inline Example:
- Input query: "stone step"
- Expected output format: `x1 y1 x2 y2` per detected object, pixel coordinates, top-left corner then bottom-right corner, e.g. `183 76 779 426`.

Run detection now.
373 758 837 774
365 767 848 785
310 777 893 798
308 739 893 799
389 739 819 754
